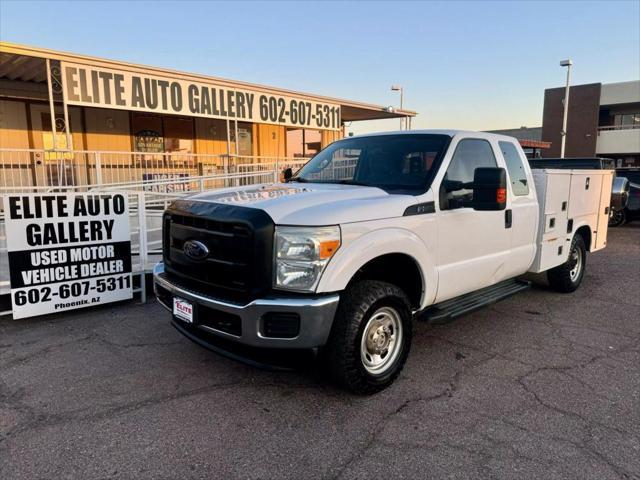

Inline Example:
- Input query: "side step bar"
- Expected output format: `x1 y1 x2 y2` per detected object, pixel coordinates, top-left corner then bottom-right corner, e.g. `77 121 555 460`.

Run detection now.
421 279 531 325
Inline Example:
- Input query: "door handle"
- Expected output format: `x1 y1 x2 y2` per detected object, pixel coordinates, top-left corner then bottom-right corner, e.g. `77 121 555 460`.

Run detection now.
505 209 512 229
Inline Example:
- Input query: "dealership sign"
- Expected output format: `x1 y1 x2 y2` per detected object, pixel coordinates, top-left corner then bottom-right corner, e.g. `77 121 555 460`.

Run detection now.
3 194 132 319
61 61 341 130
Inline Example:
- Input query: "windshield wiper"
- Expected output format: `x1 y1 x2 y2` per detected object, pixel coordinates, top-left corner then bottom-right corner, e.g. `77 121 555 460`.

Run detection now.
289 177 309 183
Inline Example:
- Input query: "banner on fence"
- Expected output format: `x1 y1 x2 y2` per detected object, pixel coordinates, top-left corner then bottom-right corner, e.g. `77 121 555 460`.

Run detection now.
2 193 132 319
142 173 191 193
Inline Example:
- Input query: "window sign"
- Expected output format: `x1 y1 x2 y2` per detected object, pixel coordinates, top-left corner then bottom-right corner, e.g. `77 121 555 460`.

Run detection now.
134 129 164 152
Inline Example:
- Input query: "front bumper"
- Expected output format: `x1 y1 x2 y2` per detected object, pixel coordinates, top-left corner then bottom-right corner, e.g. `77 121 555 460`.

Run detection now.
153 262 340 349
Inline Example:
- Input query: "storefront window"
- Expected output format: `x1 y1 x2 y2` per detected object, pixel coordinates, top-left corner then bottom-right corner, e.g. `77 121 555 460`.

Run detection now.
239 126 252 156
40 112 75 186
229 122 253 157
132 114 196 154
163 116 194 154
286 128 321 158
132 113 195 168
286 128 304 157
304 129 321 157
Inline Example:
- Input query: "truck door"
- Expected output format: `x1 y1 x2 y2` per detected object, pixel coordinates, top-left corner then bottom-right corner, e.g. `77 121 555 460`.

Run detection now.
497 140 538 278
434 138 511 302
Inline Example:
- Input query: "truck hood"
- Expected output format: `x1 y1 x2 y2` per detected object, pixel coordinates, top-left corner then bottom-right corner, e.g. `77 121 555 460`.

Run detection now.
187 183 418 224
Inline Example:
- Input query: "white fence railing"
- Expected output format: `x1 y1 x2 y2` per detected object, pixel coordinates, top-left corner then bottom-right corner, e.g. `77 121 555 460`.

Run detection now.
0 148 308 193
0 149 309 316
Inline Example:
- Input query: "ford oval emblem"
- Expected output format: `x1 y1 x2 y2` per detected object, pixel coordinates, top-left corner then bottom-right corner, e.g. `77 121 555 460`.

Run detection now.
183 240 209 261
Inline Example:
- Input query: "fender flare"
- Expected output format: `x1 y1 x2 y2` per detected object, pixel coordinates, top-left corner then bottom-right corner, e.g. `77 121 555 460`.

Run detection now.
571 220 594 251
316 227 437 308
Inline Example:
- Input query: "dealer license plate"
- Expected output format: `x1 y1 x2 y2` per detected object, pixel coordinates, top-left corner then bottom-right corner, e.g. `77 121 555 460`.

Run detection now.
173 297 194 323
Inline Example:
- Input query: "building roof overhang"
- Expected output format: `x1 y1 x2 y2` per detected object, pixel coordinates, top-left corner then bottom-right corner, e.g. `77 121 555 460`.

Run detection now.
519 139 551 149
0 42 416 122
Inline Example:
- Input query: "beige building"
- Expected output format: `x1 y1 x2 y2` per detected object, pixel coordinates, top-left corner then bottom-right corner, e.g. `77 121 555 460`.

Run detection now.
0 42 415 189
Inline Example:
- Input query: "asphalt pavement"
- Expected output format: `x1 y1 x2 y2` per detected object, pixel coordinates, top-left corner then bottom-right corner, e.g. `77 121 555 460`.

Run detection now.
1 225 639 480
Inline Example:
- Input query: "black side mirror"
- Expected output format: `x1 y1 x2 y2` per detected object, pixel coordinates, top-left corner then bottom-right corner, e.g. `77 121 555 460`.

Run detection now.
442 179 464 193
472 167 507 211
282 168 293 182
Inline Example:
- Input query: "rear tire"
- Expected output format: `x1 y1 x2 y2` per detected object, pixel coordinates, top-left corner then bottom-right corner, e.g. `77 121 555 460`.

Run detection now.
547 234 587 293
608 208 627 227
325 280 412 395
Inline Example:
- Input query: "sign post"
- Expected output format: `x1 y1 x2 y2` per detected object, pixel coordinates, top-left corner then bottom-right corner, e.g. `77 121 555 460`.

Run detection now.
2 193 133 319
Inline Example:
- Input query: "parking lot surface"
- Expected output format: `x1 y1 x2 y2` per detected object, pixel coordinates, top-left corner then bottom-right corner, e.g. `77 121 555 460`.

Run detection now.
1 226 639 480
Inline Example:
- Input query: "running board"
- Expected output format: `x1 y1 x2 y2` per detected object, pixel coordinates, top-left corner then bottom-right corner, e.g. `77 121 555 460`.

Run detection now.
422 279 531 325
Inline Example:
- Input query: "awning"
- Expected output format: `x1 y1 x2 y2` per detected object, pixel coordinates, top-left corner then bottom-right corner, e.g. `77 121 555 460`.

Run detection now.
519 139 551 149
0 42 416 123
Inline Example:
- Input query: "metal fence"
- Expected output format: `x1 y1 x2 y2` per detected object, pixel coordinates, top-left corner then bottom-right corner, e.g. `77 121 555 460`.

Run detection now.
0 148 308 193
0 149 309 316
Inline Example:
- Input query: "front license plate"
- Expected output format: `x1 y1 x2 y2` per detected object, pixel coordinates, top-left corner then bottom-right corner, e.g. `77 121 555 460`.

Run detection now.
173 297 194 323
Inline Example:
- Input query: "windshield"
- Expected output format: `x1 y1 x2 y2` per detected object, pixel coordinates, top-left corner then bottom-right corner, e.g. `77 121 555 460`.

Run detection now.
291 134 450 193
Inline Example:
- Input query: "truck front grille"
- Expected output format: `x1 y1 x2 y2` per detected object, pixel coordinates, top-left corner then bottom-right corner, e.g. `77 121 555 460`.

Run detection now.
163 201 274 303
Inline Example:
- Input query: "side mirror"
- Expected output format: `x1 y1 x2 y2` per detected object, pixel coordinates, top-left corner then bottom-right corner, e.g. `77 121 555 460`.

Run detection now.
442 179 464 193
472 167 507 211
282 168 293 182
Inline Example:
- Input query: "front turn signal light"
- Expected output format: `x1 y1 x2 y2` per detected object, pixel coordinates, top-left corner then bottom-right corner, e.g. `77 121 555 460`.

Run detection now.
319 240 341 259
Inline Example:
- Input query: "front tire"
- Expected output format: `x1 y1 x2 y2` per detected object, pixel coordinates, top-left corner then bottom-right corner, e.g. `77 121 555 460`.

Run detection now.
547 234 587 293
325 280 412 395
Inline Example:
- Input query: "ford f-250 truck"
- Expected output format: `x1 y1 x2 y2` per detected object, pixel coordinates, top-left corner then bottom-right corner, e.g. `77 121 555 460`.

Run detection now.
154 130 621 394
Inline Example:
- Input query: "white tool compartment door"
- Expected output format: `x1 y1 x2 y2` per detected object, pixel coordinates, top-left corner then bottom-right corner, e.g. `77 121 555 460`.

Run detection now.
530 170 571 273
542 172 571 242
594 171 613 251
568 173 603 219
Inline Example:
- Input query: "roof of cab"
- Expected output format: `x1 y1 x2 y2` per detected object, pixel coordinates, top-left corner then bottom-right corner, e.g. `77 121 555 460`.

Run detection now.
351 129 518 142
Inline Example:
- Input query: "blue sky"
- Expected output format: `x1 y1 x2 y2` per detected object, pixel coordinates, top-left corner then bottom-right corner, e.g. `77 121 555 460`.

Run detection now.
1 0 639 134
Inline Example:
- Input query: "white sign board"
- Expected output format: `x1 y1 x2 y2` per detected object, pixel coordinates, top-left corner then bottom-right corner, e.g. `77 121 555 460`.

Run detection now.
60 61 341 131
3 194 132 319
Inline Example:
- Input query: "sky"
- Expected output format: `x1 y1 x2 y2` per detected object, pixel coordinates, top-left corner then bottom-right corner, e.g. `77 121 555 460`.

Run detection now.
1 0 639 135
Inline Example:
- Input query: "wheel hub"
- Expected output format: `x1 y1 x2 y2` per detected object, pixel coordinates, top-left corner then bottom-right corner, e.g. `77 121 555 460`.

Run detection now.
360 306 403 375
366 324 392 355
569 244 582 281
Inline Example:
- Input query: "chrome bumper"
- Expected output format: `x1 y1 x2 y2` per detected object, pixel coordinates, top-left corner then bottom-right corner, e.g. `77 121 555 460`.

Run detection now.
153 263 340 349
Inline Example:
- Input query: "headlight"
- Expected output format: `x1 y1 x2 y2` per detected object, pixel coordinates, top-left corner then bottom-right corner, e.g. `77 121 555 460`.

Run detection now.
274 226 341 291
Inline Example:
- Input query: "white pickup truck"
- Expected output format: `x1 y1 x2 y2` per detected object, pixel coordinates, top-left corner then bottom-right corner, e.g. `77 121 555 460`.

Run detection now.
154 130 621 394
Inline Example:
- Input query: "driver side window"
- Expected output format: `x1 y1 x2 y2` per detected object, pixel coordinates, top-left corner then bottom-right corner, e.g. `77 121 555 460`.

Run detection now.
439 139 498 210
